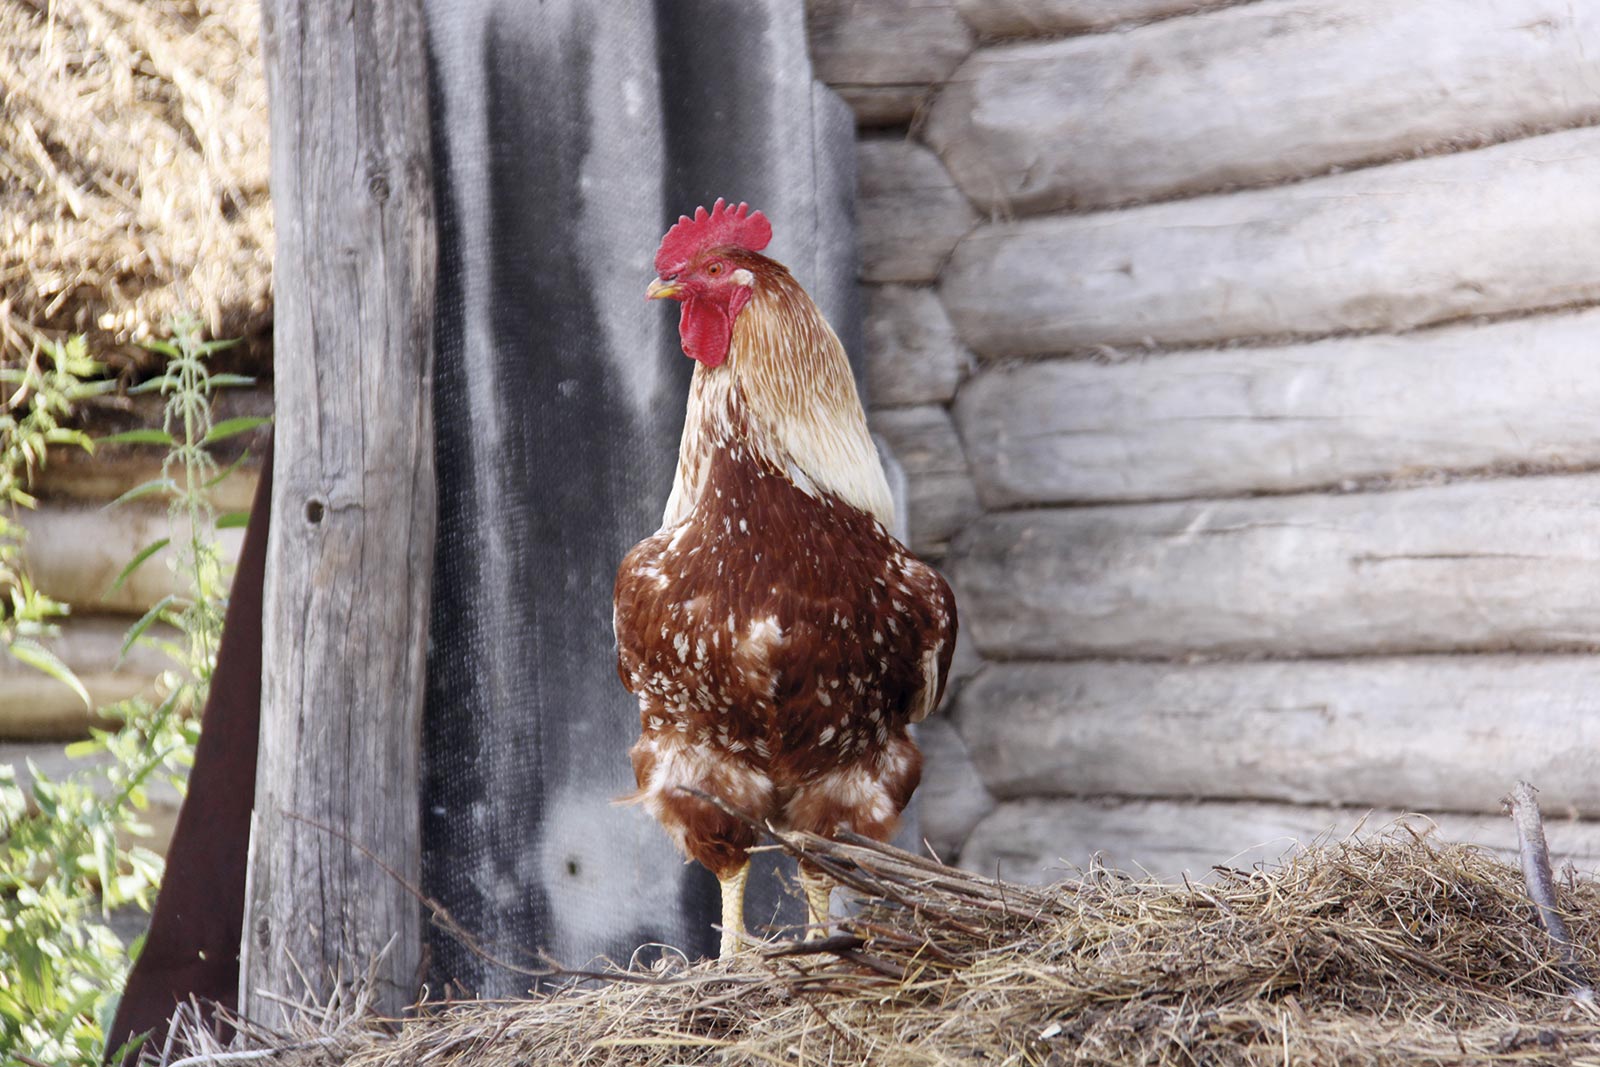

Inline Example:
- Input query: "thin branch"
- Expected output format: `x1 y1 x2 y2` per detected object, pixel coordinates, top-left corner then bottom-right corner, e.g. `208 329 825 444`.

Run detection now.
761 933 867 959
1502 780 1595 1003
163 1037 338 1067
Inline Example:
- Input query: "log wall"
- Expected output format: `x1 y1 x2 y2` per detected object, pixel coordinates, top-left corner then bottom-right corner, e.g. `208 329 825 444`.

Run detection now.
929 0 1600 215
806 0 1600 881
7 445 260 748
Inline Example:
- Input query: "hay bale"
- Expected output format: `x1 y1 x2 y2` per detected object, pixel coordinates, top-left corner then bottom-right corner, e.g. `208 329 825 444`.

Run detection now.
0 0 271 371
219 823 1600 1066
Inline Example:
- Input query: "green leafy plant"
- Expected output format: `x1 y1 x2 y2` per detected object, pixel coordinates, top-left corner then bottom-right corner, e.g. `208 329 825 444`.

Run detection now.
0 319 265 1064
104 317 265 709
1 336 112 697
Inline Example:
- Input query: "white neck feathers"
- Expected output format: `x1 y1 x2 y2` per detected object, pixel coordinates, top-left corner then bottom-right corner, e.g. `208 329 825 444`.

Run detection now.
662 278 893 530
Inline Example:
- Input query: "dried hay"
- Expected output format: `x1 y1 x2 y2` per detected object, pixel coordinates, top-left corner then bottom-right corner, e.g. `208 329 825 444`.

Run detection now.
0 0 271 373
192 819 1600 1067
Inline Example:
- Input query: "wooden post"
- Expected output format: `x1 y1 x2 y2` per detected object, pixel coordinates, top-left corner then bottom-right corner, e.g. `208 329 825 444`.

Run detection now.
241 0 436 1022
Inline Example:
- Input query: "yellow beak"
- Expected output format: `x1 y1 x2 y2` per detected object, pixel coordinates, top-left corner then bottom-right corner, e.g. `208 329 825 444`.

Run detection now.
645 277 683 301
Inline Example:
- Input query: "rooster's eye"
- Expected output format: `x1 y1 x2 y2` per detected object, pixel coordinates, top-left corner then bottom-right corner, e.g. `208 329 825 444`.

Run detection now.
707 263 723 276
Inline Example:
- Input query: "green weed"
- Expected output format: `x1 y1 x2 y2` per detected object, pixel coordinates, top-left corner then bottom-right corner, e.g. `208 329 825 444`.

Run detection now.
0 319 266 1064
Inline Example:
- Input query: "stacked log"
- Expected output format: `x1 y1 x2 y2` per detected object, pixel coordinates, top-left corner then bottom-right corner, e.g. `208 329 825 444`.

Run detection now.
806 0 972 126
809 0 1600 878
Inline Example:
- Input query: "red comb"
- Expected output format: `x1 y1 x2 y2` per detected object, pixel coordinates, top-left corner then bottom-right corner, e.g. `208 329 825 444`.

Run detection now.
655 198 773 275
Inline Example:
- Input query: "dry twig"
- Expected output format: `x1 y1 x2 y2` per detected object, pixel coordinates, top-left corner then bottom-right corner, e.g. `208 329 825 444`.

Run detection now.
1502 780 1595 1004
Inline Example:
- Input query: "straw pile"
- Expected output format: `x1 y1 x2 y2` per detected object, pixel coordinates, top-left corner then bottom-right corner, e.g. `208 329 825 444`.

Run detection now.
0 0 271 373
200 819 1600 1067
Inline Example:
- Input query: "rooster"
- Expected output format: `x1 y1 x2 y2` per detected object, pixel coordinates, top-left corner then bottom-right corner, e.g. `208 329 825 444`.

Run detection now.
615 200 957 957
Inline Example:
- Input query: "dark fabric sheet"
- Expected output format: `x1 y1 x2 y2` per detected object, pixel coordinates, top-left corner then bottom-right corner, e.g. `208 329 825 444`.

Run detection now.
419 0 862 995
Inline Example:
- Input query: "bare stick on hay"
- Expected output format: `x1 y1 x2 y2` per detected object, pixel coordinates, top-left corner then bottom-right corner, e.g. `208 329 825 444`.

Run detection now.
1503 780 1596 1002
163 1040 336 1067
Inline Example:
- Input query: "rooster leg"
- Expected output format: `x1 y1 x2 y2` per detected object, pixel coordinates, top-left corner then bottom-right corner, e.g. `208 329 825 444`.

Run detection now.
718 861 750 958
800 868 832 938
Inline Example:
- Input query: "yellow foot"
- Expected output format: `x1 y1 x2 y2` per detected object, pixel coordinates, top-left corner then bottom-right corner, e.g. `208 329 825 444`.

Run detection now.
800 868 832 939
718 861 750 958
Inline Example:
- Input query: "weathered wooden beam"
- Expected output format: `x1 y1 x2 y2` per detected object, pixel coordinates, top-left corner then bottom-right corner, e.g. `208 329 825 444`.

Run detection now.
864 285 971 407
806 0 972 126
956 308 1600 506
0 618 172 739
940 126 1600 358
19 503 246 615
859 138 975 284
956 657 1600 815
37 456 260 514
953 474 1600 660
242 0 435 1023
930 0 1600 215
961 797 1600 885
954 0 1237 37
870 404 980 559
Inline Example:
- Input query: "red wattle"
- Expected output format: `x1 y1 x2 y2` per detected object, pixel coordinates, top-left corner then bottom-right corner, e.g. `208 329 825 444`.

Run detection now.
678 294 744 367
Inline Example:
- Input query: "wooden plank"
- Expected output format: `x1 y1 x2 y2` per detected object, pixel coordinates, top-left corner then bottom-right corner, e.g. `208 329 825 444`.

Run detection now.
954 0 1238 37
859 137 975 284
18 503 246 615
870 404 980 558
930 0 1600 215
940 126 1600 358
807 0 972 85
957 657 1600 816
242 0 435 1023
36 454 259 513
953 474 1600 659
956 309 1600 506
961 797 1600 884
807 0 972 126
864 284 971 407
0 618 172 739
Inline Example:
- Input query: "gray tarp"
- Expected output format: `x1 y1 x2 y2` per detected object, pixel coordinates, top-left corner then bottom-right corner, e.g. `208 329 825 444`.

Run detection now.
419 0 866 995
